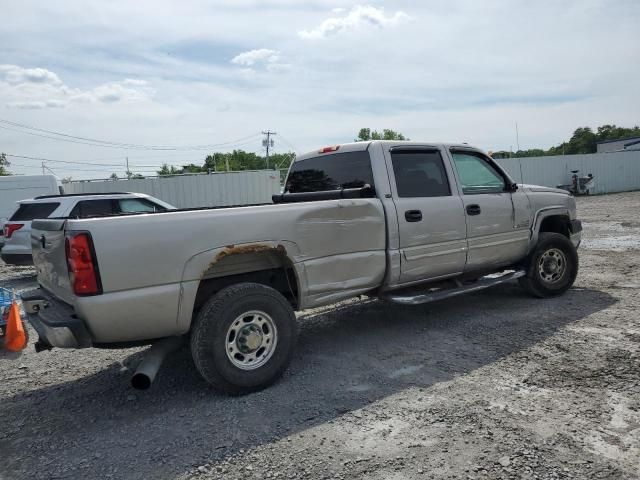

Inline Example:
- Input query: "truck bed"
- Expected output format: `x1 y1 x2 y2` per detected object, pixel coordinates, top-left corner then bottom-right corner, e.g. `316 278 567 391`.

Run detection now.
31 197 387 342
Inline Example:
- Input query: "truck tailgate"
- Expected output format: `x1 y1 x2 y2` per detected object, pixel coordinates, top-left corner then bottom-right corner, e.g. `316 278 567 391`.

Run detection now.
31 219 75 305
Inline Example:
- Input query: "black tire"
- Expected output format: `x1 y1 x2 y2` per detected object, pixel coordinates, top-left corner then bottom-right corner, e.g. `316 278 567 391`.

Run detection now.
190 282 297 395
519 232 578 298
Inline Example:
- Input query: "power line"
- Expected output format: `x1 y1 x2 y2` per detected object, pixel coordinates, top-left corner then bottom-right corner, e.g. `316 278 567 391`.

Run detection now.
277 134 300 154
0 119 262 151
7 162 158 173
6 153 129 167
4 153 209 169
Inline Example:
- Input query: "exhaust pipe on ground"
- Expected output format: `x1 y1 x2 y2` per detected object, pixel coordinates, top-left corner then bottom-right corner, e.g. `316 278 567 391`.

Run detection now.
131 336 184 390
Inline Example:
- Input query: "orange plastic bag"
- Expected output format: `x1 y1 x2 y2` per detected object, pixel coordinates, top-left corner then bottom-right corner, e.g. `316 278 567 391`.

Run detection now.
4 302 27 352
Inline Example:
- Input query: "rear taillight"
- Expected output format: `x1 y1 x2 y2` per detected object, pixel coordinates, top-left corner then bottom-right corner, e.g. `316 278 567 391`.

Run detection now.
65 232 102 296
4 223 24 239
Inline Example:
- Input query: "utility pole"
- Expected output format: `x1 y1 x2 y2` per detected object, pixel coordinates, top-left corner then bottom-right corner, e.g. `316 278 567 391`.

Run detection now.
126 157 131 179
42 161 45 175
262 130 276 169
515 123 520 153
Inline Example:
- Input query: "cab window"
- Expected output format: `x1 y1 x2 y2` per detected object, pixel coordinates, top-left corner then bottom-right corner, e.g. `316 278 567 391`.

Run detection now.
451 152 506 194
391 150 451 197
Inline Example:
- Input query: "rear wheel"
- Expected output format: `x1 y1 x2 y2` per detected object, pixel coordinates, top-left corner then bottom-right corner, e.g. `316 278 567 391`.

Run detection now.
190 282 297 395
519 232 578 298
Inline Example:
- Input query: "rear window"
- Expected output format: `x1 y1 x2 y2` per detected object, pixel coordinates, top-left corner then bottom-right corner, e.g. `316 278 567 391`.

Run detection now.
10 202 60 221
285 151 374 193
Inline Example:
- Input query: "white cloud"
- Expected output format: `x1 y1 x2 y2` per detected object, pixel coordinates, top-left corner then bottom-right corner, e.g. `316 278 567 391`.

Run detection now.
46 99 65 108
0 64 63 86
122 78 148 87
6 101 49 110
231 49 281 67
0 65 153 109
85 81 154 103
299 5 410 39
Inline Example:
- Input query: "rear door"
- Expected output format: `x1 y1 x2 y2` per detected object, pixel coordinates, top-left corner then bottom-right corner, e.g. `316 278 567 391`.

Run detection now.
386 147 468 284
448 150 529 270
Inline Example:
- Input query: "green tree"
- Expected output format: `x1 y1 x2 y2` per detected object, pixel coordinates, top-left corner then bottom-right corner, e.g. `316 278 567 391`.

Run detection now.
568 127 598 154
109 172 119 181
181 163 204 174
510 124 640 158
157 163 182 176
596 124 640 142
0 152 11 176
356 128 408 142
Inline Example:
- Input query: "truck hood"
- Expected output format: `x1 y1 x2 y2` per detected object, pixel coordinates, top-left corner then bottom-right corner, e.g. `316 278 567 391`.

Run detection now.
520 184 571 195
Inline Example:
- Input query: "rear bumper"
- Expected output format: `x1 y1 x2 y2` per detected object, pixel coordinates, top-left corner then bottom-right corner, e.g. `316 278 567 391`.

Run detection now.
21 288 92 349
1 253 33 266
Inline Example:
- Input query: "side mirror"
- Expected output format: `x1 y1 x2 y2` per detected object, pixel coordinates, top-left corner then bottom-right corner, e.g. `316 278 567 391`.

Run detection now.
508 183 518 192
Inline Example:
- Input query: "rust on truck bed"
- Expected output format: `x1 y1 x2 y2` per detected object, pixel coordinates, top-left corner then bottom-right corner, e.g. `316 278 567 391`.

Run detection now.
215 243 286 262
200 243 291 280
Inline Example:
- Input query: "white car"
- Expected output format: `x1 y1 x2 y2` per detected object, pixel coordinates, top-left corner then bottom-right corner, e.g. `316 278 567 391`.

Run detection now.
1 192 174 265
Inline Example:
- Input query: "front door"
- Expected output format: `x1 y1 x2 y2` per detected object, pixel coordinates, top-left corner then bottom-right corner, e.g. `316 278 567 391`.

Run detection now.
449 150 530 271
387 147 468 284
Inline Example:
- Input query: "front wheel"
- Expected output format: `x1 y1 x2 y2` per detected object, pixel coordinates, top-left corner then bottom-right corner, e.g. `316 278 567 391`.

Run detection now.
190 282 298 395
519 232 579 298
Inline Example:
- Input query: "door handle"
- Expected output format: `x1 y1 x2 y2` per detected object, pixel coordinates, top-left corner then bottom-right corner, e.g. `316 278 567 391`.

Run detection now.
466 204 481 216
405 210 422 222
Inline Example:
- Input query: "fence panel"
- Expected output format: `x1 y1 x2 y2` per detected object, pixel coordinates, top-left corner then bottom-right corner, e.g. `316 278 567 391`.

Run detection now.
495 151 640 194
65 171 281 208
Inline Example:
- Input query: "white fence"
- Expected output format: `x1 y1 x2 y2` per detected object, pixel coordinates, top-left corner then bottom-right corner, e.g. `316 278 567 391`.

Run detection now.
65 170 281 208
495 150 640 194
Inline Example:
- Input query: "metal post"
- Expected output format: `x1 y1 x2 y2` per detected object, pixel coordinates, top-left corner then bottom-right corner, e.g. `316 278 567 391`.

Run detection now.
262 130 276 169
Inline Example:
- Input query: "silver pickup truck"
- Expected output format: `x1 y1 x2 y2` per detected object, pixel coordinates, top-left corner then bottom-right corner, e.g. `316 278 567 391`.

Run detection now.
23 141 581 394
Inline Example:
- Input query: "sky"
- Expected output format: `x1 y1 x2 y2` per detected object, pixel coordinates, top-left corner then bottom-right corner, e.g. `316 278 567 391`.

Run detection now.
0 0 639 179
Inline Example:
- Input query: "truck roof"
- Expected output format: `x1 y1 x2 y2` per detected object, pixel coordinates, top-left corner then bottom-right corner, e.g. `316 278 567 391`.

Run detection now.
295 141 482 162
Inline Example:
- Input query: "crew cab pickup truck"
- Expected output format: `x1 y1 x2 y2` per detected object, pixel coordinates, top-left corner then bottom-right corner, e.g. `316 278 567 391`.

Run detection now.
22 141 582 394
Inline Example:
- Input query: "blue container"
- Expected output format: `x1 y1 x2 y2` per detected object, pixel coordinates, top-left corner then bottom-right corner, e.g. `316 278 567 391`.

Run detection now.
0 287 14 333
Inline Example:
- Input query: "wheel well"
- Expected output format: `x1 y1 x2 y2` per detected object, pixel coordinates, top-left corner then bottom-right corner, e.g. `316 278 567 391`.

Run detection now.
539 215 570 238
193 267 299 315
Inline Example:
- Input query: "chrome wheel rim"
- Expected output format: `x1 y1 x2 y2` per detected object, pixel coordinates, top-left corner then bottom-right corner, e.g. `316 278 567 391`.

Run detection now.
225 310 277 370
538 248 567 284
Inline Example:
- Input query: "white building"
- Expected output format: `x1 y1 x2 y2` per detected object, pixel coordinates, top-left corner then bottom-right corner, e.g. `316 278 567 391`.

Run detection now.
596 137 640 153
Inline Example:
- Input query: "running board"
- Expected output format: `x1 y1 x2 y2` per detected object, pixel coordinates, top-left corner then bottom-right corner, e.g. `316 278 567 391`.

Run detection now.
384 270 526 306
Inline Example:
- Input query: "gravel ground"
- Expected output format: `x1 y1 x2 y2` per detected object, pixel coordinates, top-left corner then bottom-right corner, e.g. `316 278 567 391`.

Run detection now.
1 192 639 480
